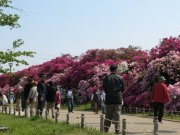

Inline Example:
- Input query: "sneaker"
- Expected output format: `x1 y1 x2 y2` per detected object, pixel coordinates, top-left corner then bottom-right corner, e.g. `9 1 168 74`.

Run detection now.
104 128 109 132
153 117 158 122
115 130 120 134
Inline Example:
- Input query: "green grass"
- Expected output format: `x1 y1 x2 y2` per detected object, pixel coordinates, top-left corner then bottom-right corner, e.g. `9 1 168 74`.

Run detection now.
61 102 92 111
0 113 111 135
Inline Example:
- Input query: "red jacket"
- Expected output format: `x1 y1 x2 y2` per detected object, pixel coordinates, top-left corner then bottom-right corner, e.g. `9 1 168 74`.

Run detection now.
56 91 61 104
151 82 170 103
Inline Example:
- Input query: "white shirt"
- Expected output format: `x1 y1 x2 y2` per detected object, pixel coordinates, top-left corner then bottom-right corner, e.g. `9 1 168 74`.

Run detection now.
0 95 8 105
28 86 38 101
101 90 106 102
67 90 73 99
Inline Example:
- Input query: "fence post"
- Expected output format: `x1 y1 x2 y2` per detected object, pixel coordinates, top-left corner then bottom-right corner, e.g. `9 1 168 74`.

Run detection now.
66 113 70 125
18 109 21 116
171 109 173 119
129 107 132 113
45 110 48 120
36 109 40 116
136 107 138 114
143 108 145 115
148 108 151 116
9 106 11 114
123 107 126 114
100 114 104 131
153 119 158 135
14 106 16 115
81 114 85 128
25 108 28 117
55 112 58 123
122 119 127 135
5 106 7 114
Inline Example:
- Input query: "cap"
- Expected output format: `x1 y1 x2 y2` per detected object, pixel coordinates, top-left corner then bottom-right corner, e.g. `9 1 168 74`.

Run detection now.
110 64 118 72
40 73 46 78
159 76 166 81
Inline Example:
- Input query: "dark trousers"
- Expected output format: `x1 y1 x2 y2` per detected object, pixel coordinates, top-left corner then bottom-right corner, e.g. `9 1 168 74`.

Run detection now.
67 99 74 113
153 102 164 122
93 102 99 113
37 100 45 115
104 104 122 132
21 98 26 111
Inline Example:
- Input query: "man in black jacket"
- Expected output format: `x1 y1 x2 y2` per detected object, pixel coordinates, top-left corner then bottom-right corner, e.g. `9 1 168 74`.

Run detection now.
46 81 56 118
103 64 124 134
23 78 33 112
37 73 47 116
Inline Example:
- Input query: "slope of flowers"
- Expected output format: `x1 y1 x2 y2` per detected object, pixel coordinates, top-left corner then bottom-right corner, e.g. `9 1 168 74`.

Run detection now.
0 36 180 111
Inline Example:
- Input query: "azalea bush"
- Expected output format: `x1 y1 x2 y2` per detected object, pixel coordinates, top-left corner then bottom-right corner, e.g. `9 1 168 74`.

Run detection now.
166 82 180 111
0 36 180 110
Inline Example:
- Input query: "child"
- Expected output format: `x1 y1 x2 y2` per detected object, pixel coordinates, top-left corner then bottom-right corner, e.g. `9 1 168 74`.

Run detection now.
55 90 61 113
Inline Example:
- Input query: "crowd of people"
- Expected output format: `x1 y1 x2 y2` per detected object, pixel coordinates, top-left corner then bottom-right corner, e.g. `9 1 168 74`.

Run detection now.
0 74 62 118
0 64 171 134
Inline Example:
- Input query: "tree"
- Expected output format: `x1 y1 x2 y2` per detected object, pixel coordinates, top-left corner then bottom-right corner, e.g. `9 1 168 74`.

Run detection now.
0 0 35 73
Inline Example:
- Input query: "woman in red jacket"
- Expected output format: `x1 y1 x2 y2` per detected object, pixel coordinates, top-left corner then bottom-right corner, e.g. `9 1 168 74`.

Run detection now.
151 76 170 123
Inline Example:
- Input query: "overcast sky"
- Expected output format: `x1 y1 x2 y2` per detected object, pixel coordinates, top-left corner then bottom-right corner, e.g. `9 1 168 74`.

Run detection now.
1 0 180 71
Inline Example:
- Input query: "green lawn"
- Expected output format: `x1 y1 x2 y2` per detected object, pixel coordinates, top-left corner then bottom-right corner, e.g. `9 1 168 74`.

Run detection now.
0 113 111 135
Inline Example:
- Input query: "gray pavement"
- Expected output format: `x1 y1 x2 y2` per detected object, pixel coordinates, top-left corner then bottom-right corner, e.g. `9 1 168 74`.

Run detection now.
1 107 180 135
56 110 180 135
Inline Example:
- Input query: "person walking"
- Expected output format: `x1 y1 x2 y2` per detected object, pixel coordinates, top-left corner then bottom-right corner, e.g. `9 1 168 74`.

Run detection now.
91 83 101 114
0 92 8 106
46 81 56 118
15 86 23 111
103 64 125 134
100 89 106 114
23 78 33 113
26 81 38 116
151 76 170 124
9 90 15 106
55 89 61 113
37 73 47 116
67 88 74 113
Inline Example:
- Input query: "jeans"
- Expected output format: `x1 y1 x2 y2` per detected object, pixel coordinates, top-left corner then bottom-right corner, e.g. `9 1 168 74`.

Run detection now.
101 102 106 114
67 98 74 112
37 99 45 115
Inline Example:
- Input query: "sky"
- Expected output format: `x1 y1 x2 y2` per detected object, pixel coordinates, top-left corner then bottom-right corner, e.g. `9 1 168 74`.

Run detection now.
1 0 180 71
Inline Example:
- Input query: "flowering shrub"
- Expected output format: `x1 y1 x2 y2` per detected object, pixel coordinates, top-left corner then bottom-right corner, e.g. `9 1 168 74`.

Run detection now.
0 36 179 110
117 61 129 74
150 36 180 60
141 51 180 92
77 80 90 103
166 82 180 111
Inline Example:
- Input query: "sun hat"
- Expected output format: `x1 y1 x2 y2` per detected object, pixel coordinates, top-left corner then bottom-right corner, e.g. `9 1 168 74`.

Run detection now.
159 76 166 81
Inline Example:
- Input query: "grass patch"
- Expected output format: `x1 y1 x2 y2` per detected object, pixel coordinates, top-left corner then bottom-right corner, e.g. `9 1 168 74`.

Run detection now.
0 113 111 135
61 102 92 111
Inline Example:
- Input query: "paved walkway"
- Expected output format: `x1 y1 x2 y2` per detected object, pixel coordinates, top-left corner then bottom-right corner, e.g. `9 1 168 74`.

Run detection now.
56 110 180 135
1 107 180 135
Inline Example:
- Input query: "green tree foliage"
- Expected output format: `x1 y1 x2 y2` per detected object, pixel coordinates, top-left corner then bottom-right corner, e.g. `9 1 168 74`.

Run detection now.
0 0 35 73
